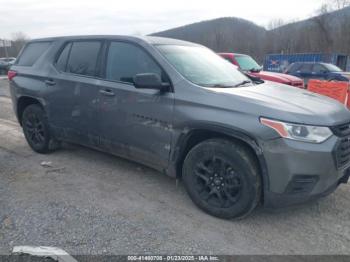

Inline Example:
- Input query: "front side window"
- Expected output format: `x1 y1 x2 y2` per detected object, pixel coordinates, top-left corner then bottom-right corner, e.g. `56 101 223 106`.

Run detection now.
66 41 101 76
156 45 249 87
106 42 163 84
313 64 327 74
17 41 52 66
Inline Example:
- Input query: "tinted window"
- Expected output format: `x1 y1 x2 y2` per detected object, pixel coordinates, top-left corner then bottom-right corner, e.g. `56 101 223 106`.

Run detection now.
286 63 301 73
300 64 313 72
106 42 163 84
56 43 72 72
67 41 101 76
313 64 327 73
17 42 51 66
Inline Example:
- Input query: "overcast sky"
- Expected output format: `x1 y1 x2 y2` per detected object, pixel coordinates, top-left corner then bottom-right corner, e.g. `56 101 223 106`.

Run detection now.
0 0 324 39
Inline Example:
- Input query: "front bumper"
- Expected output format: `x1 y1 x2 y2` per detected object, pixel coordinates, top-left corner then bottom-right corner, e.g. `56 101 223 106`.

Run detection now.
261 135 350 208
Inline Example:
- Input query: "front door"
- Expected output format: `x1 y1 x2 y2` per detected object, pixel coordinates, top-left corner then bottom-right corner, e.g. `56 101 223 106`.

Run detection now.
98 41 174 170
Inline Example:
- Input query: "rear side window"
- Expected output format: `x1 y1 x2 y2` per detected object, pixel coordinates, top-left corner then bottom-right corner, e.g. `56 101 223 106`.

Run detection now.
300 64 313 72
106 42 162 84
56 43 72 72
66 41 101 77
17 41 51 66
313 64 327 73
286 63 302 73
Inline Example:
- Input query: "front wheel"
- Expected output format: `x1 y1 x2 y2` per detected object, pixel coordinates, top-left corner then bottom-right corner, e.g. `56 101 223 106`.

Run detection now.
22 104 60 154
182 139 261 219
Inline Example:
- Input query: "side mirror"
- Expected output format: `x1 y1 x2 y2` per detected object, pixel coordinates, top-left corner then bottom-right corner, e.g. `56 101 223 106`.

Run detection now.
133 73 169 91
250 66 262 73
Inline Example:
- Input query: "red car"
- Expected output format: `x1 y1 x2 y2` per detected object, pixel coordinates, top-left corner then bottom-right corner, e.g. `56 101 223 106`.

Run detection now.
218 53 304 88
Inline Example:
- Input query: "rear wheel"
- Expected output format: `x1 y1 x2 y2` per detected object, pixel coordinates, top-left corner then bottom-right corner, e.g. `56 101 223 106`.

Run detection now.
22 104 60 153
182 138 261 219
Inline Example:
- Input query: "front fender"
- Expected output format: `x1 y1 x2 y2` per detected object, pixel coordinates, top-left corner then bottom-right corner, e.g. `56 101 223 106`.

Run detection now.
166 122 270 197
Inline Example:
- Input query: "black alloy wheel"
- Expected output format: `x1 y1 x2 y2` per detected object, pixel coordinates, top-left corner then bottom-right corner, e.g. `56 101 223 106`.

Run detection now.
182 139 261 219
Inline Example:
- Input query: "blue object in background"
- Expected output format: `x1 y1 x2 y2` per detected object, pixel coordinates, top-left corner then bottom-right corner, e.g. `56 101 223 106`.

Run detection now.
264 53 349 73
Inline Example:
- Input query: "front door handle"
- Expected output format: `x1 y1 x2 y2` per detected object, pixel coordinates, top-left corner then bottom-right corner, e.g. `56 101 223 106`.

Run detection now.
99 89 115 97
45 79 56 86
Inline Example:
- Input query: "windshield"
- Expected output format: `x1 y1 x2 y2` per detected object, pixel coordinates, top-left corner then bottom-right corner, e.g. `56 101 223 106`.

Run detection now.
324 63 342 72
156 45 249 87
235 55 261 71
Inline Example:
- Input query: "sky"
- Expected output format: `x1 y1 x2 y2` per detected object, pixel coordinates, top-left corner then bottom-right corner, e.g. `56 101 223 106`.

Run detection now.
0 0 324 39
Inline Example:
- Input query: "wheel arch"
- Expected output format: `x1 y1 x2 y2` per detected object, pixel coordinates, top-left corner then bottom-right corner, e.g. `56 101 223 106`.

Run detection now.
169 125 269 203
16 96 44 125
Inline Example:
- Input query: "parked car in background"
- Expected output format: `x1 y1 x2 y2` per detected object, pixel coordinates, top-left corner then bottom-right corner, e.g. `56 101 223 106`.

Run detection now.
0 57 16 74
8 36 350 219
264 53 349 73
285 62 350 85
219 53 304 88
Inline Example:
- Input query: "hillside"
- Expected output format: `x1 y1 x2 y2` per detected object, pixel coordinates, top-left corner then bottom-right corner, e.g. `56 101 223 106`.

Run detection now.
267 6 350 55
152 6 350 62
152 17 267 61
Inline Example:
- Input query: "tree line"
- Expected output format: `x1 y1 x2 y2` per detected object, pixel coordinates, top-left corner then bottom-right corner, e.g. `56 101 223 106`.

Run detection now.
1 1 349 63
0 32 29 58
153 1 350 63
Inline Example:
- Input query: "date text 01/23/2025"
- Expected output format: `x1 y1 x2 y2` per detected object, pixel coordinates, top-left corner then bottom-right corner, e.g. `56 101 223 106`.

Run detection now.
127 255 219 261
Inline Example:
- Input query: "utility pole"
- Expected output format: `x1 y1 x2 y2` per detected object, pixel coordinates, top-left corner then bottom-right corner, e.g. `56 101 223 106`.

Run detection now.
0 39 10 58
4 40 9 58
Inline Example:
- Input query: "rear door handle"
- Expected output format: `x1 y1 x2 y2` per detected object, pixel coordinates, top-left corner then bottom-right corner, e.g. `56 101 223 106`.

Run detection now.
99 89 115 97
45 79 56 86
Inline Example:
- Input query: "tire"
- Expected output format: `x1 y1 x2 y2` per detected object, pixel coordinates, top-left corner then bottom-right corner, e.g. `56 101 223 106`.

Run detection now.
182 138 261 219
21 104 60 154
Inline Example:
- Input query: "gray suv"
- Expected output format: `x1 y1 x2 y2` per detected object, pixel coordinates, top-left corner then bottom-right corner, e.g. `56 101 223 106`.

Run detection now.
8 36 350 219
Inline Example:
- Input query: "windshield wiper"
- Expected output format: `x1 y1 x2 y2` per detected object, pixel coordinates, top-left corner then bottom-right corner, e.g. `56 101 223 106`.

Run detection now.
234 80 253 87
200 83 235 88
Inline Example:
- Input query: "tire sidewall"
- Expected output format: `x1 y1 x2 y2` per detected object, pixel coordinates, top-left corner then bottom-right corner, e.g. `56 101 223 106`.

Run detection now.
183 139 260 219
22 104 51 153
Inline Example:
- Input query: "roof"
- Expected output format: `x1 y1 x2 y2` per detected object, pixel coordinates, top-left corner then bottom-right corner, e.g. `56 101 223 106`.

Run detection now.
290 62 332 65
28 35 200 46
218 52 250 57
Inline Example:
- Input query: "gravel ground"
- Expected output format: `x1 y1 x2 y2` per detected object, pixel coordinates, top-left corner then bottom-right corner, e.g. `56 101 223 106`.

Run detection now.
0 78 10 97
0 80 350 255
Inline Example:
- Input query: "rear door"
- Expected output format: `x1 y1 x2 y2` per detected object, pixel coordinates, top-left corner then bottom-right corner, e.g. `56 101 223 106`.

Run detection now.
97 41 174 170
47 40 103 147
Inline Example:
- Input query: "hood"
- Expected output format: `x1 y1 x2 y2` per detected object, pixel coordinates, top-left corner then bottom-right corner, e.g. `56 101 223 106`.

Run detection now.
254 71 302 83
208 82 350 126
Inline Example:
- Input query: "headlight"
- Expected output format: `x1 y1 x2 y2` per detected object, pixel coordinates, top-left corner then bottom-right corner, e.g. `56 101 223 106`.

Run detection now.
260 118 333 143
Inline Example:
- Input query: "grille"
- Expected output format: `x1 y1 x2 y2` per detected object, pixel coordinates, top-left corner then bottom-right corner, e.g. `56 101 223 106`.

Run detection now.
331 122 350 137
332 122 350 168
335 137 350 168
